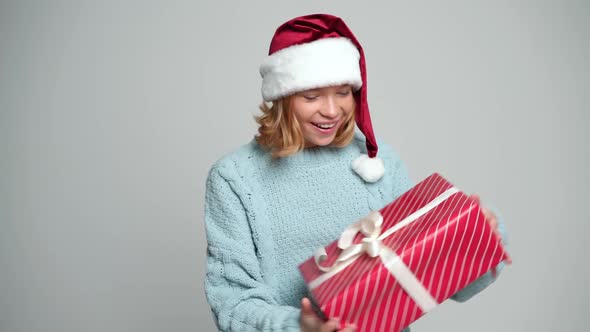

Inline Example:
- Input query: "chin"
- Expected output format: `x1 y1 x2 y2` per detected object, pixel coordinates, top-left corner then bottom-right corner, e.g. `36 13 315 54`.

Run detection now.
308 137 336 147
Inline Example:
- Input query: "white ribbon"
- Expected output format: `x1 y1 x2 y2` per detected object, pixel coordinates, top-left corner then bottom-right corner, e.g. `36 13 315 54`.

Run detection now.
309 187 460 313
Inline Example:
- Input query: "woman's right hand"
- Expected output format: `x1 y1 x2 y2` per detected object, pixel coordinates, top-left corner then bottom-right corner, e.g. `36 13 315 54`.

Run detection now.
300 297 356 332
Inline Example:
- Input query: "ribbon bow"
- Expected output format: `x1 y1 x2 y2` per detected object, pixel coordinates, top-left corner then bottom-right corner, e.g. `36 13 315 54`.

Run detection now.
314 211 385 272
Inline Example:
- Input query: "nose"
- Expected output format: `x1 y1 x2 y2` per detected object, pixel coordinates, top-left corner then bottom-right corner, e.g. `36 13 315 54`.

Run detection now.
319 96 339 118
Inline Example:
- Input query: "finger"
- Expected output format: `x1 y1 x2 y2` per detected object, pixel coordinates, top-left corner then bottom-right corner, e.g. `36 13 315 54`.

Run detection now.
339 324 357 332
301 298 314 316
300 298 322 330
481 206 493 219
320 318 340 332
494 229 502 240
488 215 498 231
480 207 498 231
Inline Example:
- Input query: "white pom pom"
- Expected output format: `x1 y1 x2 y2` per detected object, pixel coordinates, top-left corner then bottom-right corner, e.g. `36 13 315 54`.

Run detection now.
351 154 385 183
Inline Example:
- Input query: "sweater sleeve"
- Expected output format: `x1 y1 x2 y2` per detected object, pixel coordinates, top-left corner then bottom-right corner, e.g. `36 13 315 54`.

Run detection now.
450 216 509 302
203 165 301 331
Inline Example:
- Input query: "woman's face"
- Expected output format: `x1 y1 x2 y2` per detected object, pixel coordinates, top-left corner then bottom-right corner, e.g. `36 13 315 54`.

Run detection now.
291 84 355 148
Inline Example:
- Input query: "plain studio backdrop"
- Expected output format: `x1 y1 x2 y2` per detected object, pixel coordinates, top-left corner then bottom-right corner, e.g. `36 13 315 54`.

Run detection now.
1 1 588 331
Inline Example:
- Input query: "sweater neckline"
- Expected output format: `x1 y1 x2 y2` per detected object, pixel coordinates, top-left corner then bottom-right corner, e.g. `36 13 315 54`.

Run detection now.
284 144 347 166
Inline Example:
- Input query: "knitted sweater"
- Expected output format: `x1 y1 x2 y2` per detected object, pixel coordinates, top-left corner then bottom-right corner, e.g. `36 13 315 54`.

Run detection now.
203 132 505 331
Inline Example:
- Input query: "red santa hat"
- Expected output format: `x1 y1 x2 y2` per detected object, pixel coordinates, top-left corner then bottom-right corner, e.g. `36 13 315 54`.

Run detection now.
260 13 384 183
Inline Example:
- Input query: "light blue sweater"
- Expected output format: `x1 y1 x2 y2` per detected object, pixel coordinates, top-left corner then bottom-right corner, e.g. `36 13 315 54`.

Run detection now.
204 132 505 331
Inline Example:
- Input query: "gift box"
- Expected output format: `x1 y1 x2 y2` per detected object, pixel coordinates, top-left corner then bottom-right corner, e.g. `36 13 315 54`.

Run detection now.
298 173 510 332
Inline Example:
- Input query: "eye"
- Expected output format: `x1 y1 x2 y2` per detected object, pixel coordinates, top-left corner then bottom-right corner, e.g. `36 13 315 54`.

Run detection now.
303 95 319 101
337 89 351 96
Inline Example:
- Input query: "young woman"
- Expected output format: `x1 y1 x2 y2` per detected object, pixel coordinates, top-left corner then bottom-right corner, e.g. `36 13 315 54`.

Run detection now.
203 14 507 332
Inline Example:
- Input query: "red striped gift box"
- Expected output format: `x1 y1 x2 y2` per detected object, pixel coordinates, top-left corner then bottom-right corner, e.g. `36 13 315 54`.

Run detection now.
298 173 510 332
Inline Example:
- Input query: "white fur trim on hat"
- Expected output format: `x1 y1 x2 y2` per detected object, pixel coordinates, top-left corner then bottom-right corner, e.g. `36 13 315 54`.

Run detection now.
260 37 362 101
352 154 385 183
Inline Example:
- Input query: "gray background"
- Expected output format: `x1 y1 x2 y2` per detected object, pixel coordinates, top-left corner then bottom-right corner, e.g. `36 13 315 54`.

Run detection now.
1 1 588 331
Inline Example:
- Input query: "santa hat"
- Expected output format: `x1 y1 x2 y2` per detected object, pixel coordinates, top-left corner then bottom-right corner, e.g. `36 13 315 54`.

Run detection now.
259 14 384 183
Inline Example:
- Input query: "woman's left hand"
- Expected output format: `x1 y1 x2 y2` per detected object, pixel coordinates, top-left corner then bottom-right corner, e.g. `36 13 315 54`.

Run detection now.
469 194 498 234
469 194 512 265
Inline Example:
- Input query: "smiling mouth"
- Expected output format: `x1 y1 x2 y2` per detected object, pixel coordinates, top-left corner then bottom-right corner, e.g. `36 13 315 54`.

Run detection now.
311 122 337 129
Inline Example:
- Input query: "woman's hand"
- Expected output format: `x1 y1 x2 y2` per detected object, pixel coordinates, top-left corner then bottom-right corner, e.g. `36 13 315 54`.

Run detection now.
300 298 356 332
469 194 512 265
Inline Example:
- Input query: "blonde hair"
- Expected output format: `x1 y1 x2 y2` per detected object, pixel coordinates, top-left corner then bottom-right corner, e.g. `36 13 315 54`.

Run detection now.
254 97 356 158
